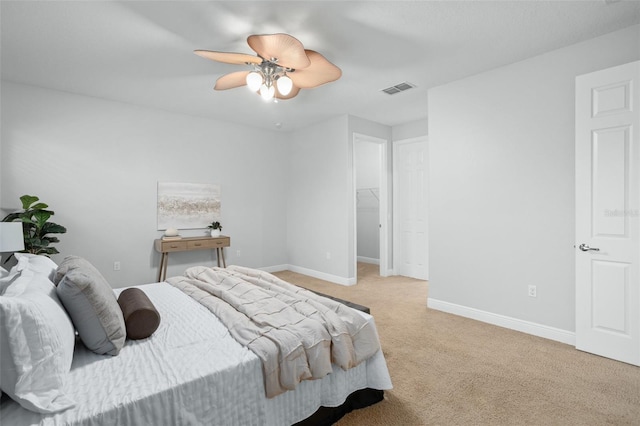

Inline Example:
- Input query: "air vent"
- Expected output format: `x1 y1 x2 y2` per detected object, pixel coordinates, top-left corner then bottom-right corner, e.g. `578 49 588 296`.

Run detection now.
382 82 416 95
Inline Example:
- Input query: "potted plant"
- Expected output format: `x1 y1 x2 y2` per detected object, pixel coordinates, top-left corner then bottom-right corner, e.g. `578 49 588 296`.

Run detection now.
2 194 67 260
207 221 223 237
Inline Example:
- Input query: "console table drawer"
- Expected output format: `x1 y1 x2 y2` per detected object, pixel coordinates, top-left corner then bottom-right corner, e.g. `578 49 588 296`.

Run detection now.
187 237 230 250
160 241 188 252
187 240 208 250
210 237 230 248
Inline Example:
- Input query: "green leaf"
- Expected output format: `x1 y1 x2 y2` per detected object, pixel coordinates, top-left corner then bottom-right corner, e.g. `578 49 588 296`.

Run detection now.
38 247 58 256
30 203 49 210
20 195 39 210
1 212 22 222
31 237 48 247
20 217 36 225
41 222 66 235
33 210 53 228
23 235 38 245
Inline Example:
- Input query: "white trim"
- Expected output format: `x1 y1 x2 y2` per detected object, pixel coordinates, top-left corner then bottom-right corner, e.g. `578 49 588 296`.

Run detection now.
259 264 289 274
288 264 357 286
260 264 356 286
357 256 380 265
427 298 576 346
353 133 390 279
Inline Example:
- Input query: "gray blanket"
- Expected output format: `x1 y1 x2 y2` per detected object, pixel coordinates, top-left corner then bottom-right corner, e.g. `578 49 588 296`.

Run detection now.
166 265 381 398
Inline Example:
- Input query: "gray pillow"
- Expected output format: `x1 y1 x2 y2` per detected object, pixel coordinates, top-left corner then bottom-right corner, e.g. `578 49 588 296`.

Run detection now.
54 256 126 356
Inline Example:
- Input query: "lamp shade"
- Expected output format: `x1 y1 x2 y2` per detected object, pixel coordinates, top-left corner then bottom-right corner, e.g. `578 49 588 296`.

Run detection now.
0 222 25 252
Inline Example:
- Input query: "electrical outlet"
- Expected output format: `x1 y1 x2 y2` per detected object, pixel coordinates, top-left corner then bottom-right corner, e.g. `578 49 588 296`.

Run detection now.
326 252 331 260
236 250 241 257
528 285 537 298
113 261 121 271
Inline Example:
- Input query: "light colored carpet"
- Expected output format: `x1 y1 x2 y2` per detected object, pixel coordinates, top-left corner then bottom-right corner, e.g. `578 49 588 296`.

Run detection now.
274 263 640 425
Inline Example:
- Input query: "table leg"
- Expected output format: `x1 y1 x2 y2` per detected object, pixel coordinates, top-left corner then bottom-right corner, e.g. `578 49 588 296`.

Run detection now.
158 252 169 282
215 248 227 268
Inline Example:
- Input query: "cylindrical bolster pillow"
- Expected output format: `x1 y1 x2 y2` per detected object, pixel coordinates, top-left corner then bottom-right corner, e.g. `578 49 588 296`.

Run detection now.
117 288 161 340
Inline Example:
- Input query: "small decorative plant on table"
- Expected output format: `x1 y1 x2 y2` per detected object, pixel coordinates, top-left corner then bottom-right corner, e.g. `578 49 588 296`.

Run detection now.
207 221 222 237
2 194 67 260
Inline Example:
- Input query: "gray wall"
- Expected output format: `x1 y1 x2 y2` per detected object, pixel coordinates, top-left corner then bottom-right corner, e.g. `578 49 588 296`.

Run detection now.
392 118 428 142
428 25 640 332
286 115 352 281
0 82 400 288
1 82 289 287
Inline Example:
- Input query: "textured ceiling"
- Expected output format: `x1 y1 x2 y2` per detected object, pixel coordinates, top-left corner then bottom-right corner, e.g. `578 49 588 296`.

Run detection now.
2 1 639 132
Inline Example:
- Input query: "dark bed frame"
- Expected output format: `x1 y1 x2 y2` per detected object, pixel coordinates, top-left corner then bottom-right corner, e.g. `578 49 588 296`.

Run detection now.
293 291 384 425
294 388 384 426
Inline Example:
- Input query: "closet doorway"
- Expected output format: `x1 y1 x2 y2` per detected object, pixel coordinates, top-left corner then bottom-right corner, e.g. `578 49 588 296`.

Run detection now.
353 133 389 278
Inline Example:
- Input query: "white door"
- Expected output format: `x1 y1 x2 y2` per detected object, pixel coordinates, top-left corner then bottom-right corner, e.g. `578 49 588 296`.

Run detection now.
575 60 640 366
393 137 428 280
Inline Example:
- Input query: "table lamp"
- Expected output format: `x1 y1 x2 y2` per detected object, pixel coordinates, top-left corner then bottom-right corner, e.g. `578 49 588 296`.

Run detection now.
0 222 25 258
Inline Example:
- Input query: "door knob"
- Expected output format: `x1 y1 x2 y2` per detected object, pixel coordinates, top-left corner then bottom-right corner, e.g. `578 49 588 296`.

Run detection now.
578 243 600 252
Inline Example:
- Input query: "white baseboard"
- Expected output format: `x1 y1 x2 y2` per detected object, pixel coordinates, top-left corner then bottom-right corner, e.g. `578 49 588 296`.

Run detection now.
379 269 394 277
287 265 356 286
357 256 380 265
260 264 356 286
427 298 575 346
260 264 289 274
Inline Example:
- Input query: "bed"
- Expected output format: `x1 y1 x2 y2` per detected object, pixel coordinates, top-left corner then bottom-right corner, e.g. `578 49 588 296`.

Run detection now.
0 255 392 425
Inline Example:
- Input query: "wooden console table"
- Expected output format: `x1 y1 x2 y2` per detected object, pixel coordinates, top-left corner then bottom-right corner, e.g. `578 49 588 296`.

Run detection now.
154 235 230 282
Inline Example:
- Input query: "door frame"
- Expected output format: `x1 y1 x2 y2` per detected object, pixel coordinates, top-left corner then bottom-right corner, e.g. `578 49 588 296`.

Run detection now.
352 133 390 278
393 136 429 277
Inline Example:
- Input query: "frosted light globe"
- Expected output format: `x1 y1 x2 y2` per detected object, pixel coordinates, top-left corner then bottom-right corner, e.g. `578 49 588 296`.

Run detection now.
260 84 275 101
277 75 293 96
246 72 263 91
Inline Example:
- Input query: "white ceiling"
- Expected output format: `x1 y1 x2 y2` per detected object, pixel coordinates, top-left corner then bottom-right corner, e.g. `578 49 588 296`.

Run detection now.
2 1 639 132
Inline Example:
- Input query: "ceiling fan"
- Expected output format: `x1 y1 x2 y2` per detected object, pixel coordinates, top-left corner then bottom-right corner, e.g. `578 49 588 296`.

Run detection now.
195 33 341 101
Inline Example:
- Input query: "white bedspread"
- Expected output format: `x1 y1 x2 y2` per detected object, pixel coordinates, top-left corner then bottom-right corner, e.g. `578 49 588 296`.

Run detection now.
167 265 382 398
0 282 392 426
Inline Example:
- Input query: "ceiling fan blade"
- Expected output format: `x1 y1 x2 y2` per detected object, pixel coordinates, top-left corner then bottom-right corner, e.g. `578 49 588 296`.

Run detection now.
214 71 250 90
288 50 342 89
275 85 301 100
194 50 262 65
247 33 310 69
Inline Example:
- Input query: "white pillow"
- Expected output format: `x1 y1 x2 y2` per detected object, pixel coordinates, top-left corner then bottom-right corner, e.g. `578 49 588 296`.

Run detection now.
14 252 58 282
0 274 76 413
0 268 21 295
0 253 58 295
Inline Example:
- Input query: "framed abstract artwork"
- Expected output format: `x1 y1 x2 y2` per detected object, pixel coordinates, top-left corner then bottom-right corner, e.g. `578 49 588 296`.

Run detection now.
157 182 220 230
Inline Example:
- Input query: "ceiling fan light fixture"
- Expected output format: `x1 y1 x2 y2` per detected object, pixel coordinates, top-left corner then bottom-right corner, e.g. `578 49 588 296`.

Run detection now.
260 83 275 101
196 33 341 101
276 74 293 96
246 71 263 91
